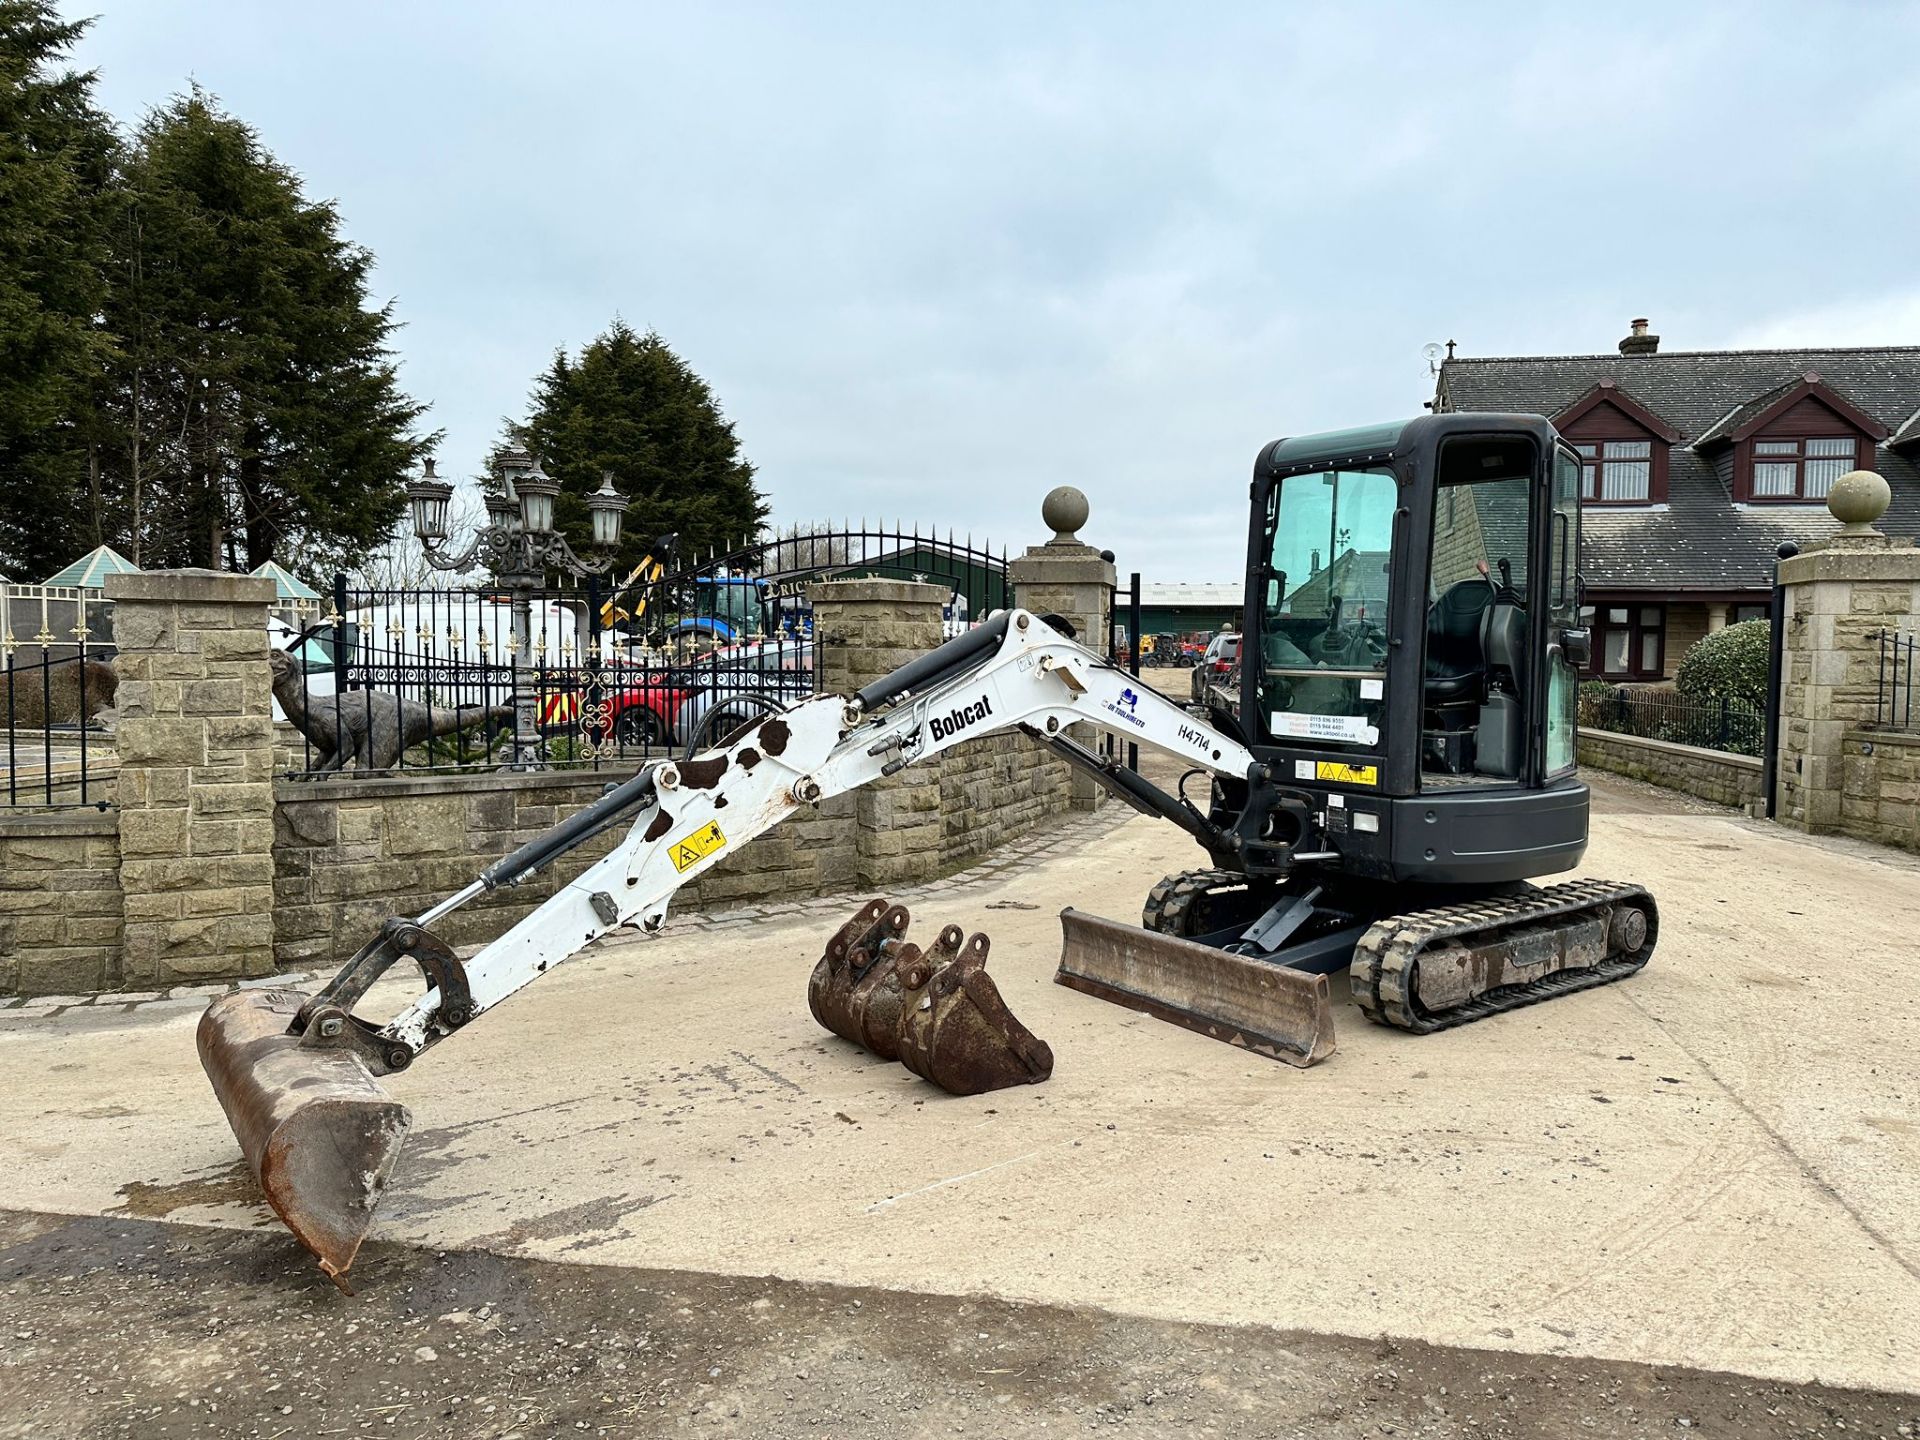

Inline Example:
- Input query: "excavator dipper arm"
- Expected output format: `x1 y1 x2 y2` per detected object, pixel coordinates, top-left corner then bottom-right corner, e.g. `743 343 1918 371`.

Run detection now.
196 610 1258 1283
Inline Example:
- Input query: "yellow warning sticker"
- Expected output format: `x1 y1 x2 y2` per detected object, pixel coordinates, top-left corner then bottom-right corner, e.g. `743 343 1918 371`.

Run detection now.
669 820 728 872
1316 761 1378 786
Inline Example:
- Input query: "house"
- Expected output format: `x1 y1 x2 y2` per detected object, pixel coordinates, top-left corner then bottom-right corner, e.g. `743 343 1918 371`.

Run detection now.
1434 322 1920 680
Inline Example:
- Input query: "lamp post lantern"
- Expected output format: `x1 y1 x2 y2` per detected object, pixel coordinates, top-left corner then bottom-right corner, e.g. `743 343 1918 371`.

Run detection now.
408 449 628 769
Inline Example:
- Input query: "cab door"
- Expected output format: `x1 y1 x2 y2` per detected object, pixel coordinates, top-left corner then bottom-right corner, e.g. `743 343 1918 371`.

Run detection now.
1541 444 1585 779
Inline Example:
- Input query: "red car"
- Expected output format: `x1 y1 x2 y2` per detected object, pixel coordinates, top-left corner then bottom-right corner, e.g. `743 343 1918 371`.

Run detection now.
540 663 691 749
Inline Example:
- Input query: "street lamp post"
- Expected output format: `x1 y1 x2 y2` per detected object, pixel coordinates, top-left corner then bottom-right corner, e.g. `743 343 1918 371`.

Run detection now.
405 451 628 769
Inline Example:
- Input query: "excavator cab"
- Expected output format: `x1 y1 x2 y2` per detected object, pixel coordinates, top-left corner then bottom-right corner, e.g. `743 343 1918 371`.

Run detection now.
1211 412 1593 885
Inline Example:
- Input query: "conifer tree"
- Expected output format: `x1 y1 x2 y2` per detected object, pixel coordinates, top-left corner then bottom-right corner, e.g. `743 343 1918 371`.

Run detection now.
518 320 767 573
105 88 431 571
0 2 117 575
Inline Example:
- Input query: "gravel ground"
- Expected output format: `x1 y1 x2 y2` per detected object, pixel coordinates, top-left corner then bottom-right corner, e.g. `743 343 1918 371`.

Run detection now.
3 1210 1915 1440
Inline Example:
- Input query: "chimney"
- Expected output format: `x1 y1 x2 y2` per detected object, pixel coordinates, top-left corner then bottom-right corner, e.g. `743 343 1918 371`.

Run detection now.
1619 317 1660 356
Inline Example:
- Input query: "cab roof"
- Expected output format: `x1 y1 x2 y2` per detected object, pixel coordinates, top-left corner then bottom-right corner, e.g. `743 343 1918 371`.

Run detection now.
1259 412 1557 474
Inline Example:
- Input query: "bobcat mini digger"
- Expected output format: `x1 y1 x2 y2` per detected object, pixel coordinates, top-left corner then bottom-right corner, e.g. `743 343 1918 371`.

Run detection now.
200 412 1657 1283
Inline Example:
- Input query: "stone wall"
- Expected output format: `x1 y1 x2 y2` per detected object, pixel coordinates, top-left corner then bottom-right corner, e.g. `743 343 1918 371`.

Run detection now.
1578 728 1762 811
939 731 1068 868
0 812 122 994
1839 729 1920 853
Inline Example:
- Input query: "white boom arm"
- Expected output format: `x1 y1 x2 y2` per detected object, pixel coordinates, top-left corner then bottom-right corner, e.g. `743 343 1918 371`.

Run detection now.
333 611 1257 1059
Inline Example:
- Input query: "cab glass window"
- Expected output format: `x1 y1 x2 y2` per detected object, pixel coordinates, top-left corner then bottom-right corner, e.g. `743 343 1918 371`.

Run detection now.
1259 466 1396 747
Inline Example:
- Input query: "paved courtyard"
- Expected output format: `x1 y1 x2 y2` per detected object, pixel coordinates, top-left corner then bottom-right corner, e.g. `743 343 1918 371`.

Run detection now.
3 775 1919 1436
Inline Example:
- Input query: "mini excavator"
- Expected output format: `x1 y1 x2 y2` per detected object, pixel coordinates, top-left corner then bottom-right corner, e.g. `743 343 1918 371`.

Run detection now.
200 413 1658 1284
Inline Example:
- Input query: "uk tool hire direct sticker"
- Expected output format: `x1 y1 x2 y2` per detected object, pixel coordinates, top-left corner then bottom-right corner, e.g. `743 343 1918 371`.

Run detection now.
669 820 728 872
1315 761 1378 786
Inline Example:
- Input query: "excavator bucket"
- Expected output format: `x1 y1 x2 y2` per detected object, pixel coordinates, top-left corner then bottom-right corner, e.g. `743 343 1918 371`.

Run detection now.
895 932 1055 1095
1053 908 1336 1067
197 988 410 1289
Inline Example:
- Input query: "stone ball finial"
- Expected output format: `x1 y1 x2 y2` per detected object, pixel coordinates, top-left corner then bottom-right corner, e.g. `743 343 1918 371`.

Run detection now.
1827 469 1891 534
1042 485 1090 543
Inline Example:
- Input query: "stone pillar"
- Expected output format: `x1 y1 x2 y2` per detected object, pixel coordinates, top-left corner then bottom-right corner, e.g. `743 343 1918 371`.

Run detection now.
1706 602 1730 633
1775 472 1920 832
1010 486 1115 812
105 569 279 984
810 577 948 889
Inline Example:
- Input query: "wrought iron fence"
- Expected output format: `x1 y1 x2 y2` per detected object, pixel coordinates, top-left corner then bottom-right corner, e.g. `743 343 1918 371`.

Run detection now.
2 647 114 808
1578 686 1764 757
285 524 1011 778
1875 628 1916 731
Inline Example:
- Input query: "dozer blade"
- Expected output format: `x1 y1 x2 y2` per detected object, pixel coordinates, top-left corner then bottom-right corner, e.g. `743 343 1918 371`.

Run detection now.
197 988 410 1289
1053 908 1336 1067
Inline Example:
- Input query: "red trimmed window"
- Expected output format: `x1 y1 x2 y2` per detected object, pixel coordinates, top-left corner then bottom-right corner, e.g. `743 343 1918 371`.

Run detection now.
1581 604 1665 678
1574 440 1654 502
1750 436 1855 501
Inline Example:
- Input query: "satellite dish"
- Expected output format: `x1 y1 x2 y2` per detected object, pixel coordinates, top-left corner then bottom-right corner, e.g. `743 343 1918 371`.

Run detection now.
1422 341 1445 376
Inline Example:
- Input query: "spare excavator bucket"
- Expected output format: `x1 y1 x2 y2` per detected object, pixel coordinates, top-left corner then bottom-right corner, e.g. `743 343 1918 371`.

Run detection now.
1053 908 1336 1067
197 988 410 1289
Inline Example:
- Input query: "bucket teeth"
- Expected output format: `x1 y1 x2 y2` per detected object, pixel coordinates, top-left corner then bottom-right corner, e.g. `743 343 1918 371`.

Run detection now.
808 903 1052 1095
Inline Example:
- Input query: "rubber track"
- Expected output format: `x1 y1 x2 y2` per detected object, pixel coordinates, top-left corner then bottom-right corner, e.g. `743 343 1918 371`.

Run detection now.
1141 868 1245 938
1348 878 1655 1034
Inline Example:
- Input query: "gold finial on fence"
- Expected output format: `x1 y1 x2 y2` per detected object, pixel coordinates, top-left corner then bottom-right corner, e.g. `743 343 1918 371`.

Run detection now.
534 633 547 663
34 626 55 648
505 632 520 657
416 624 432 648
2 631 14 658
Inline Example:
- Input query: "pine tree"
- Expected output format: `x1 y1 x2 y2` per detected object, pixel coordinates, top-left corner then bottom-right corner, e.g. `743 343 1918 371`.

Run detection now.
0 2 117 576
518 320 768 573
103 89 431 571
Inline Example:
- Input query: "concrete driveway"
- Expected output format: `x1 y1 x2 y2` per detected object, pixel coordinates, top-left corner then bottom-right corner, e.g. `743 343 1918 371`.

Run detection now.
3 776 1918 1397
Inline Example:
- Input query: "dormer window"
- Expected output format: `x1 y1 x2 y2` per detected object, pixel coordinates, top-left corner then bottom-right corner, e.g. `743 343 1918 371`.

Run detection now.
1692 371 1889 504
1574 440 1653 502
1553 381 1677 506
1751 436 1854 500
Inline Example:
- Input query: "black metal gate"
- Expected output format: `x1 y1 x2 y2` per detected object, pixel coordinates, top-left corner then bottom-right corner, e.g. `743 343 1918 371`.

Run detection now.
302 525 1010 777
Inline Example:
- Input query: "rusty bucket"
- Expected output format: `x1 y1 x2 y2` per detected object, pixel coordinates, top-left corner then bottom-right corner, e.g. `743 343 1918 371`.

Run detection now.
807 899 909 1047
896 933 1055 1095
197 988 410 1289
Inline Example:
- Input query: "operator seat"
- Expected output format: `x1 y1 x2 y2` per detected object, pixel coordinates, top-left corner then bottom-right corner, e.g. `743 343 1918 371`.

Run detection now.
1425 579 1494 707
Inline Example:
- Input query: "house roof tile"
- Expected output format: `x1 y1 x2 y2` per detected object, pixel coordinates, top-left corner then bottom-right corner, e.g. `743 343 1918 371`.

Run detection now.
1436 346 1920 593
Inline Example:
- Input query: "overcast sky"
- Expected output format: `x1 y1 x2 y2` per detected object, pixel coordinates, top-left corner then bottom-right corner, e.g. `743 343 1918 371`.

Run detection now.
62 2 1920 580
